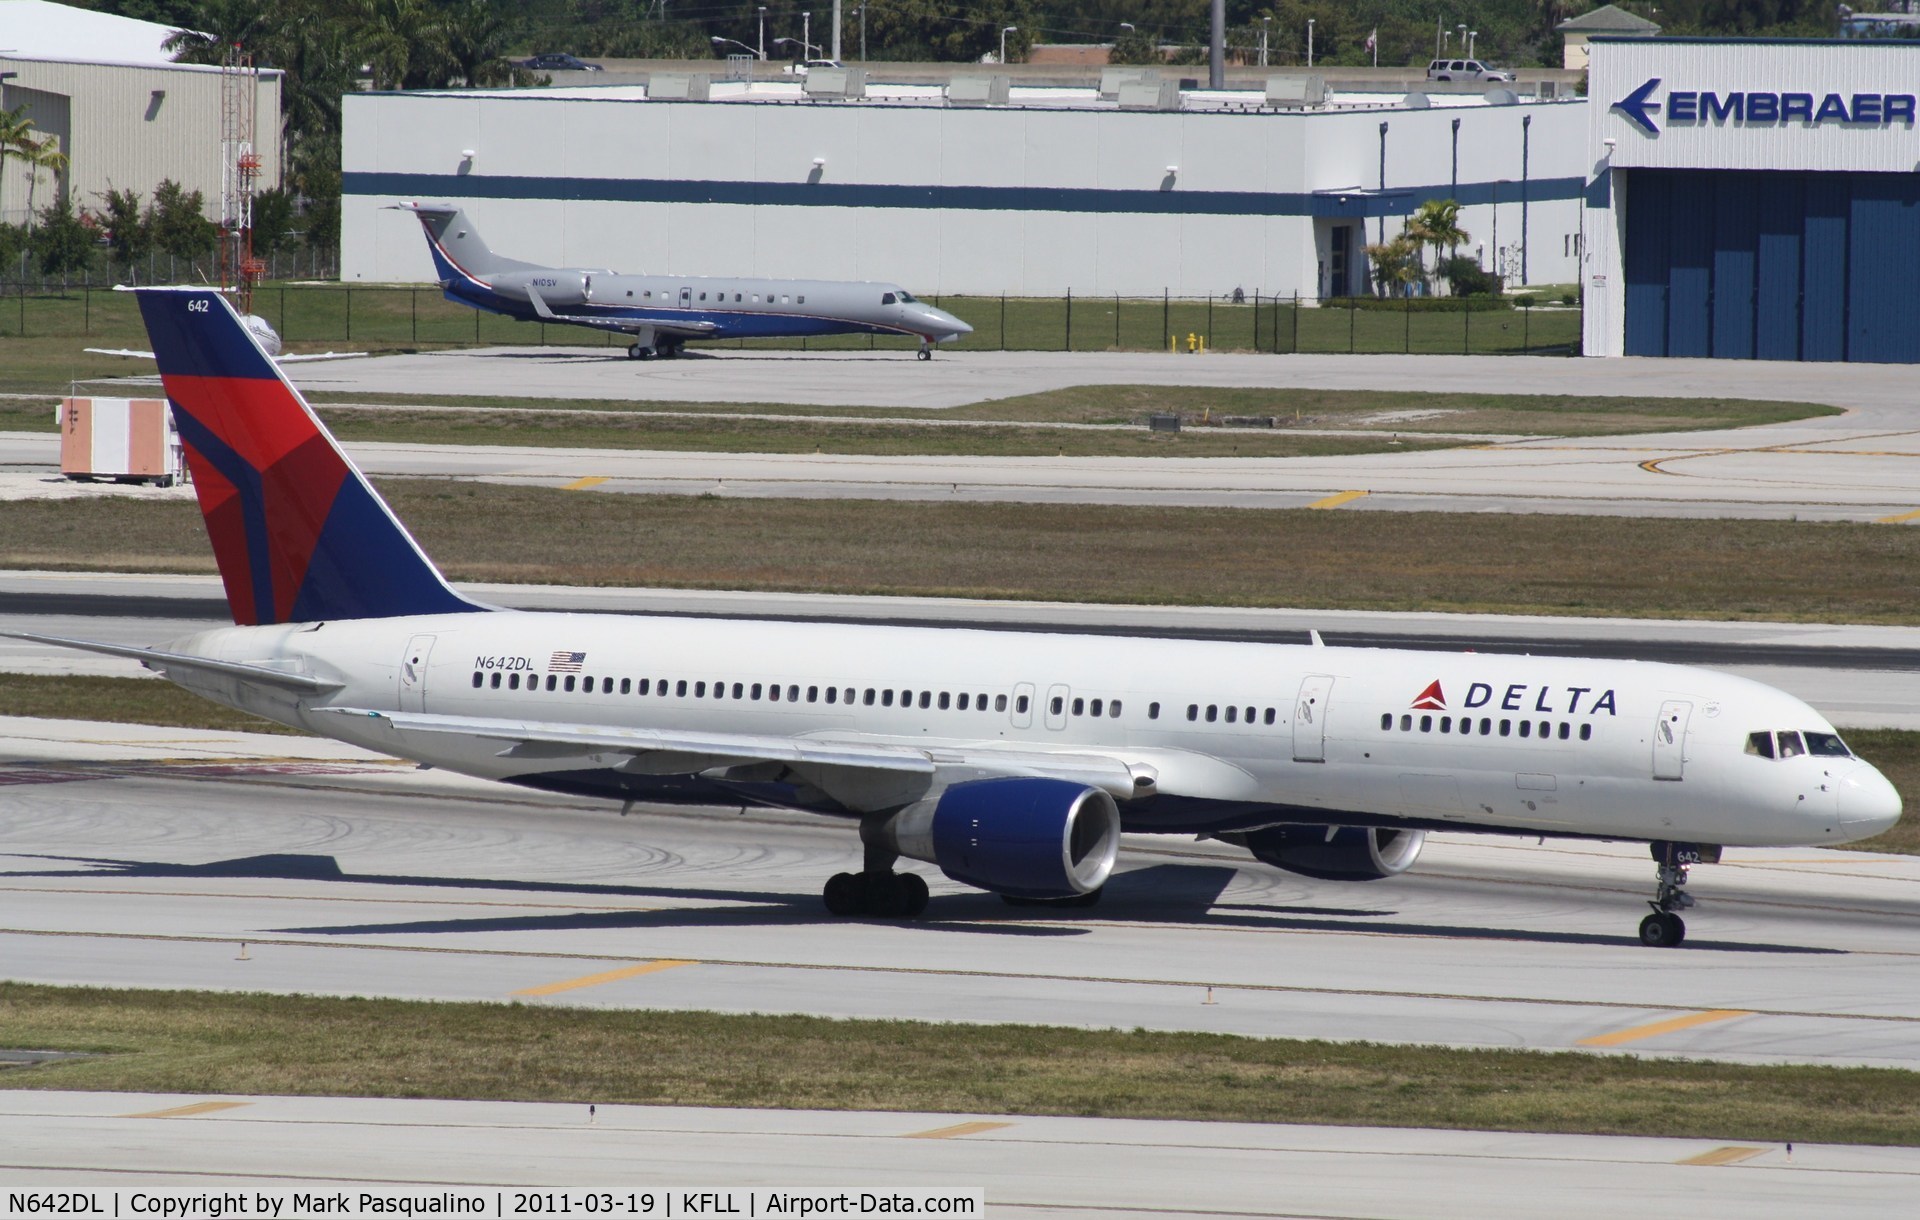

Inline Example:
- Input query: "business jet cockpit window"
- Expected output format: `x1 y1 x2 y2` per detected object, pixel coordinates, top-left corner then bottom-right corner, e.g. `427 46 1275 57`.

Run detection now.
898 291 918 302
882 292 897 305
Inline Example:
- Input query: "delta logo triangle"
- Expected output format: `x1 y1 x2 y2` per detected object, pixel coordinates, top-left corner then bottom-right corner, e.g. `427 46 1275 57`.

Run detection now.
1411 680 1446 710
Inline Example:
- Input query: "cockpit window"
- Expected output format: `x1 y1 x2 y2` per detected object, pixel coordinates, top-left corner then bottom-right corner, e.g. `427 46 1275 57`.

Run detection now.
898 291 917 302
1777 731 1807 758
1745 731 1775 759
1804 731 1852 758
882 292 897 305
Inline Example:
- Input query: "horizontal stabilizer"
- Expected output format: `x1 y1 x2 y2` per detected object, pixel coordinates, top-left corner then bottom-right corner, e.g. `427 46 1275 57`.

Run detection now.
6 631 342 691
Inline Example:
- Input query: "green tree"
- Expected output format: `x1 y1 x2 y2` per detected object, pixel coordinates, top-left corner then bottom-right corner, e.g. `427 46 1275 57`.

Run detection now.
99 186 154 266
251 185 297 254
34 196 96 275
0 103 40 226
1364 233 1422 297
149 179 217 260
1404 198 1470 293
20 135 69 230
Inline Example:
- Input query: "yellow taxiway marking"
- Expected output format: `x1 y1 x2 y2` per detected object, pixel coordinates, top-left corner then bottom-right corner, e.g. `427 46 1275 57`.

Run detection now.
512 959 696 997
1678 1146 1770 1167
562 476 609 491
903 1121 1013 1140
125 1101 252 1119
1307 490 1369 510
1876 507 1920 524
1578 1009 1750 1048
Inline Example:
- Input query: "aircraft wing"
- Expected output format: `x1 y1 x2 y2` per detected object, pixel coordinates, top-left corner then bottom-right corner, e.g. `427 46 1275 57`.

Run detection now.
85 348 370 363
4 632 344 692
320 707 1150 809
524 285 720 338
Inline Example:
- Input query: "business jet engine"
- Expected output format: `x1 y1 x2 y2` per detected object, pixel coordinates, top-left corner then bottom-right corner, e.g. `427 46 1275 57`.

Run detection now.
868 776 1122 900
1223 825 1426 882
489 269 594 306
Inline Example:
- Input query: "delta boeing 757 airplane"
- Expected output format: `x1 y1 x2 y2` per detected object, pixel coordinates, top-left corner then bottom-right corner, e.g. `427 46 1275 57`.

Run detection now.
395 202 973 360
17 289 1902 946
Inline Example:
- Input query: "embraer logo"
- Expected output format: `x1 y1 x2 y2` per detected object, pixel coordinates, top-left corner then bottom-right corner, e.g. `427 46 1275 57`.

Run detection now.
1612 76 1919 136
1411 681 1446 710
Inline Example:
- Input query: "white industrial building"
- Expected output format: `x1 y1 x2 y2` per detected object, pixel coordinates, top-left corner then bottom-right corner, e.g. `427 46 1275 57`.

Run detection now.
1582 37 1920 363
342 78 1587 299
0 2 282 228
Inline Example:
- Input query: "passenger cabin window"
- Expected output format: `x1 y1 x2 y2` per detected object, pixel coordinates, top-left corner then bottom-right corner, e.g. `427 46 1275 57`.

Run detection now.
1015 695 1029 713
1149 702 1160 720
798 295 806 304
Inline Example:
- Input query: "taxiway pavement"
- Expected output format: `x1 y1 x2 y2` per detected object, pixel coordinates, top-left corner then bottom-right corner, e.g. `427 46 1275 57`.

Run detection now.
5 1091 1912 1218
4 717 1918 1070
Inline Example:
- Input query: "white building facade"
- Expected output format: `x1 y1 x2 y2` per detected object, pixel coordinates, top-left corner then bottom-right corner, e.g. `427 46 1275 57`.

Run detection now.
1582 37 1920 362
342 84 1587 300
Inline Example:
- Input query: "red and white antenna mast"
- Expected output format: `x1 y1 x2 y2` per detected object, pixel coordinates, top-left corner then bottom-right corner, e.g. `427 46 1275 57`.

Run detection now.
217 44 264 312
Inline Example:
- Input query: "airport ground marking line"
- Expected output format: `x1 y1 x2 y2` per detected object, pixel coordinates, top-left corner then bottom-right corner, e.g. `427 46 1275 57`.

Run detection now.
0 884 660 913
513 959 697 996
124 1100 251 1119
1678 1146 1771 1167
561 476 609 491
1306 489 1369 510
903 1121 1013 1139
1876 508 1920 524
1578 1009 1751 1048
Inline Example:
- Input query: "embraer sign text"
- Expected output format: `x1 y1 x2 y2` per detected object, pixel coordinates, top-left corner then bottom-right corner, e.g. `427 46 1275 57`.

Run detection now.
1611 77 1918 135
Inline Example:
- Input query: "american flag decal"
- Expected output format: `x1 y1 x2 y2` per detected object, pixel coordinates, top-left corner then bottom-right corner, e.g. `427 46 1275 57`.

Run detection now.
549 650 586 672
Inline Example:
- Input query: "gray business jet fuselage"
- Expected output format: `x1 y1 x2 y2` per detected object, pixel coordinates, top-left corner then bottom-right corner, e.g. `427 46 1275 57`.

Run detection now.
397 202 973 360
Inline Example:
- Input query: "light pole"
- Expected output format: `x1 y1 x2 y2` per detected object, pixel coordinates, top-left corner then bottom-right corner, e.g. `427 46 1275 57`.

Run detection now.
1467 30 1478 58
803 11 811 61
757 6 767 59
855 4 865 61
711 35 758 60
1307 18 1314 68
1456 24 1468 58
775 35 821 59
1000 25 1017 65
1260 16 1269 68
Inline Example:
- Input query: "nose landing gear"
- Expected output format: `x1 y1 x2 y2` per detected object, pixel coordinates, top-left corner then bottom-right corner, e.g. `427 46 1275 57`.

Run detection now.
917 336 934 361
1639 841 1717 947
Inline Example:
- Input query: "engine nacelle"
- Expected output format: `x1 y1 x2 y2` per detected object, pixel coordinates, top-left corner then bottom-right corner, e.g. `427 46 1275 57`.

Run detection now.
240 313 282 357
490 269 594 306
869 777 1121 899
1226 825 1426 882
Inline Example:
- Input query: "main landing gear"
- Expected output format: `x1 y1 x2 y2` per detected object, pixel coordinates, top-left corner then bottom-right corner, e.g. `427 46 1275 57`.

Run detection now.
1639 841 1714 947
626 339 683 361
822 841 929 918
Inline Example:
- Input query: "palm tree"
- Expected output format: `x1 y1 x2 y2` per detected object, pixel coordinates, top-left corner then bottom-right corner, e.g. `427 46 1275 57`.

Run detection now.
21 135 69 230
1405 199 1470 294
0 103 38 226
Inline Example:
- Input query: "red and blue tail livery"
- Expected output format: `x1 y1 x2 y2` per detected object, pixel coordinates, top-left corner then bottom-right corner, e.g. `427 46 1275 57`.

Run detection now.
135 287 483 626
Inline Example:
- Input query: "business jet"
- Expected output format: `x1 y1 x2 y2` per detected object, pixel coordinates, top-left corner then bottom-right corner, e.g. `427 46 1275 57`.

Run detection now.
393 201 973 361
16 289 1902 948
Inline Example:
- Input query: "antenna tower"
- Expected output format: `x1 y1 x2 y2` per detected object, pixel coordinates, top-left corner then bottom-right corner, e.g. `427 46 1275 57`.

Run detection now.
217 45 264 312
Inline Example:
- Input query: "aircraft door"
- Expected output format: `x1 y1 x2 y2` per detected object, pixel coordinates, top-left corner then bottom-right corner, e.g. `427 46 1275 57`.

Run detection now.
1653 700 1691 780
1292 674 1335 762
1010 682 1035 730
399 634 437 712
1044 683 1070 731
678 286 691 308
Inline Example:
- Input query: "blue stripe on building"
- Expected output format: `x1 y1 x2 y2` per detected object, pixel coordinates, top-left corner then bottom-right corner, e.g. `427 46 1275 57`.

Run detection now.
1623 169 1920 364
346 172 1583 219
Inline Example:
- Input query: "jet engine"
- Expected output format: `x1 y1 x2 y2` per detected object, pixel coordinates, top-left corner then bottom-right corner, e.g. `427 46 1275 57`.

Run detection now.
489 269 594 306
867 776 1122 899
1224 825 1426 882
240 314 282 357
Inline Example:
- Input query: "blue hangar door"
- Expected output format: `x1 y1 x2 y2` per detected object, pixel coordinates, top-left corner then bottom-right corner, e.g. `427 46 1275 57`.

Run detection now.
1623 169 1920 363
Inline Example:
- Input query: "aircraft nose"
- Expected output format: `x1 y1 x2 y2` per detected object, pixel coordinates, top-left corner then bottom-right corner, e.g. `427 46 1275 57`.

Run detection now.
927 307 972 336
1834 762 1903 840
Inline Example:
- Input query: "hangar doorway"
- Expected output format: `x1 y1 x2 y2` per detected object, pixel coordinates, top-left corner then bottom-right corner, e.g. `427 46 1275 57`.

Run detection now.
1623 168 1920 363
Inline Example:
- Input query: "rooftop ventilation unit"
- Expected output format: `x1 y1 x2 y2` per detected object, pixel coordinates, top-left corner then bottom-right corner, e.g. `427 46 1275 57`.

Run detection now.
1264 75 1327 109
948 74 1010 107
1485 87 1521 106
1100 67 1158 102
649 74 710 100
804 67 867 100
1117 80 1182 111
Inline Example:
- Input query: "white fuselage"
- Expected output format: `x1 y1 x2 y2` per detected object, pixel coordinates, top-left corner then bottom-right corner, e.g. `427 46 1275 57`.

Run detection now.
163 611 1899 850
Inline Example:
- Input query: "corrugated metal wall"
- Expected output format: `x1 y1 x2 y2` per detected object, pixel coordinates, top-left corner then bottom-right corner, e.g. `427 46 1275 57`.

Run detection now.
1623 168 1920 363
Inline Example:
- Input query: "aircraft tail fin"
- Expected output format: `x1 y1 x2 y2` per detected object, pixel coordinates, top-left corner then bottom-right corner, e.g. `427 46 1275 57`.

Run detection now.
133 286 486 627
391 201 539 288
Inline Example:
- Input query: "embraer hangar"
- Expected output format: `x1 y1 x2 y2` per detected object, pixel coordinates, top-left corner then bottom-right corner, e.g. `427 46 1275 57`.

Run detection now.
339 75 1586 300
1583 38 1920 363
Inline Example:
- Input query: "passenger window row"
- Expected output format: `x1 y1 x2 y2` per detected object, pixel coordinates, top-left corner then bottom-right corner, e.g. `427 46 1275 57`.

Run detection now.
470 669 1028 714
623 289 804 305
1049 695 1127 719
1382 712 1593 742
1187 703 1280 726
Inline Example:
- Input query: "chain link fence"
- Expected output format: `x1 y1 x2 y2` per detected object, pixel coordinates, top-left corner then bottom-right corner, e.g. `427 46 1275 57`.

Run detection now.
1 280 1581 357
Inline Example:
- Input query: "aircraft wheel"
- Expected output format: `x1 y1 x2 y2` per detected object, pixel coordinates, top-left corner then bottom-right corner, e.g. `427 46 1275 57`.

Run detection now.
823 871 863 916
895 872 930 917
916 348 932 361
628 344 655 361
1638 911 1686 948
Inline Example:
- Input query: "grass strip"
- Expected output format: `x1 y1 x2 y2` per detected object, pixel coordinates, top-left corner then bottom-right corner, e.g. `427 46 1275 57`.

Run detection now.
2 674 1910 854
2 984 1916 1144
3 482 1916 624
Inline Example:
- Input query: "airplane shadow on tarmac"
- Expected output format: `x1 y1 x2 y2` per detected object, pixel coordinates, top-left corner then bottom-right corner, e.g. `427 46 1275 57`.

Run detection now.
1 851 1842 953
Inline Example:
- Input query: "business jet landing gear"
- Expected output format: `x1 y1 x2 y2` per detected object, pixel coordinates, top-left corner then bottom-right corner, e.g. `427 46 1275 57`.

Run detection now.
917 339 934 361
626 327 662 361
627 343 654 360
822 842 928 918
1639 841 1711 947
